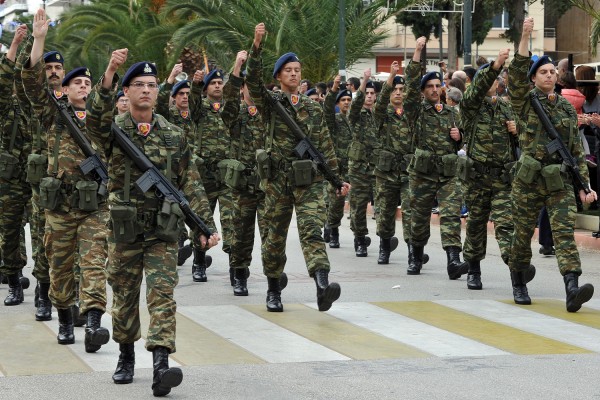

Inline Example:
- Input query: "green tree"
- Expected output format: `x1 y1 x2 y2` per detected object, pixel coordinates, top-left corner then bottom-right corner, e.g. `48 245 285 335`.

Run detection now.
569 0 600 56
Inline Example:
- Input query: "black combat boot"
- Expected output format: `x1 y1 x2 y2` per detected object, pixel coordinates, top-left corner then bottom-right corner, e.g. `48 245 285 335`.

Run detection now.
112 343 135 384
4 273 24 306
266 277 283 312
355 236 368 257
57 307 75 344
564 272 594 313
176 238 192 267
233 268 249 296
446 246 468 280
152 346 183 397
323 223 331 243
329 227 340 249
18 270 30 290
407 244 424 275
73 282 86 327
192 249 212 282
314 269 341 312
84 309 110 353
510 270 531 305
524 264 536 284
35 282 52 321
466 260 482 290
377 238 391 265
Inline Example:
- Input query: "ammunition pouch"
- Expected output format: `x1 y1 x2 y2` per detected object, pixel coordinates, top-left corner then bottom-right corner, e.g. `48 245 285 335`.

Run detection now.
289 159 314 187
155 198 185 242
0 152 20 180
440 153 458 177
502 161 517 184
74 180 99 211
401 154 413 173
457 156 475 181
39 176 63 210
540 163 565 192
375 149 395 173
515 155 542 184
26 153 48 185
256 149 274 180
412 148 433 174
109 205 139 244
218 159 247 190
347 141 366 162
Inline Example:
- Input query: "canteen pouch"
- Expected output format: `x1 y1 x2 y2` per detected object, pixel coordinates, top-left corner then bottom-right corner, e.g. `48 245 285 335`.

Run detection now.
26 153 48 184
502 161 517 184
515 155 542 184
39 177 63 210
0 152 19 180
75 180 99 211
540 164 564 192
456 156 474 181
347 141 366 162
291 159 314 187
412 148 432 174
401 154 413 172
109 205 138 244
256 149 273 180
441 154 458 177
218 159 247 190
375 149 395 173
155 198 185 242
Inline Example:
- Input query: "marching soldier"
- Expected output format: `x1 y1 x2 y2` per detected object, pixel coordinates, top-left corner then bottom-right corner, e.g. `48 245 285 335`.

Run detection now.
507 18 597 310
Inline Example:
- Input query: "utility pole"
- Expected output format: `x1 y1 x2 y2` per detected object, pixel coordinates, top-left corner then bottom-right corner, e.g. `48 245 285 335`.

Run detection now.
463 0 472 66
338 0 346 81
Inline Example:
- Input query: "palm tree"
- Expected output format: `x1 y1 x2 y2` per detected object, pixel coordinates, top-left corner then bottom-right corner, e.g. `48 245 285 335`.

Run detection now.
569 0 600 56
162 0 392 82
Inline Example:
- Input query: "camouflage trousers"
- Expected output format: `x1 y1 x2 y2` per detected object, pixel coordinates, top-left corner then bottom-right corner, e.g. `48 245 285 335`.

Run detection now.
326 184 347 229
44 209 108 312
107 237 178 353
462 175 513 264
194 179 233 255
409 173 462 249
348 162 376 237
229 188 267 269
261 173 329 278
0 179 31 275
31 185 50 283
509 179 580 275
375 173 411 242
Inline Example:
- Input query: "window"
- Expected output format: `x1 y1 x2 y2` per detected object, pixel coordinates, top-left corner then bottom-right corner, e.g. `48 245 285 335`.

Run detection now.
492 10 510 29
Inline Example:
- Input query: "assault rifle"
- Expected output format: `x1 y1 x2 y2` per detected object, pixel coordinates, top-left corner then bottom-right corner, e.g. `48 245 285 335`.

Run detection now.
110 122 213 237
530 93 591 194
47 90 108 198
265 91 344 191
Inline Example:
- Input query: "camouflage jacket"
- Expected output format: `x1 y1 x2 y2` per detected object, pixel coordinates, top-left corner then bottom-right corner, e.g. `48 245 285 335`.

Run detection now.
246 45 338 179
461 64 517 167
404 60 462 159
508 53 588 181
0 55 31 183
86 82 215 235
221 74 265 170
348 89 381 167
323 90 352 176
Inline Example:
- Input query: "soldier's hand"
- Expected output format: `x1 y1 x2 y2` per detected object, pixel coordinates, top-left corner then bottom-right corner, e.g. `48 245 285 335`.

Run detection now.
199 232 220 250
390 61 400 75
363 68 371 80
449 127 461 141
332 75 341 91
337 182 351 197
193 69 205 84
506 120 517 135
579 189 598 204
494 48 510 70
108 48 128 73
523 17 534 36
416 36 427 51
236 50 248 67
254 23 266 48
12 24 27 46
168 63 183 84
33 8 50 39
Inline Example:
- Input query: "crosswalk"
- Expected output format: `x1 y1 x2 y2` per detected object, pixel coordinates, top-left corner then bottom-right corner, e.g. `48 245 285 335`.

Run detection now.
1 299 600 377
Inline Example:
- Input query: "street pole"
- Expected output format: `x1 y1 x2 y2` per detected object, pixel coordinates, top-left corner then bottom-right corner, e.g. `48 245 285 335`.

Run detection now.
338 0 346 81
463 0 472 67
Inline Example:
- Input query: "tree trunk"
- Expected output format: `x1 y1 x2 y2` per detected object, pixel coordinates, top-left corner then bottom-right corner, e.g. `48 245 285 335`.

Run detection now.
447 13 458 71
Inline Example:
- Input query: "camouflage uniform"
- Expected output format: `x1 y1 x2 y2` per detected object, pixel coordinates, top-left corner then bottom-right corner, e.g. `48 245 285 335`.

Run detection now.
221 74 267 278
404 60 464 276
0 54 32 302
460 64 517 273
86 84 215 352
323 89 352 241
508 54 589 279
22 61 109 317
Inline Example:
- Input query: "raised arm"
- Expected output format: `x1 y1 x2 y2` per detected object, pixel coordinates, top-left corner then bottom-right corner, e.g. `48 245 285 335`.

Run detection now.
508 17 534 116
221 50 247 129
374 61 400 124
246 23 269 118
403 36 426 122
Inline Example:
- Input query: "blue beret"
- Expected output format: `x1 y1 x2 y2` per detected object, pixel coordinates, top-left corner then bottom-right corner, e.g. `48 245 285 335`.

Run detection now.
528 55 553 80
305 88 318 97
273 52 301 78
365 80 375 90
43 51 64 64
62 67 92 86
336 89 352 103
473 63 490 81
393 75 405 85
420 71 442 89
116 91 125 100
122 62 157 87
171 80 191 96
203 69 224 87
